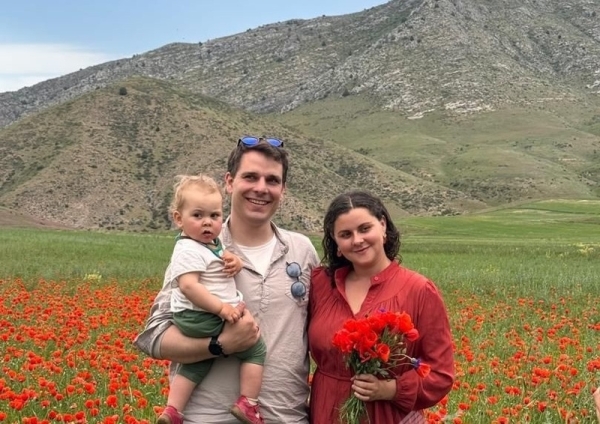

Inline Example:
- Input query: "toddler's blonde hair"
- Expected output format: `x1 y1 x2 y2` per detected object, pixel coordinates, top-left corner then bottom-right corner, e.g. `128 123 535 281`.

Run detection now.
169 174 221 217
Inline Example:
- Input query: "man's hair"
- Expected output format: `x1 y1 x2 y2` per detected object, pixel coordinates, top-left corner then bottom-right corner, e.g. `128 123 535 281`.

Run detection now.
169 174 221 216
227 141 289 184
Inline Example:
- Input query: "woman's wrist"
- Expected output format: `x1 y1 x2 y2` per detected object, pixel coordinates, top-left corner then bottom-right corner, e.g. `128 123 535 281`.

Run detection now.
382 378 397 401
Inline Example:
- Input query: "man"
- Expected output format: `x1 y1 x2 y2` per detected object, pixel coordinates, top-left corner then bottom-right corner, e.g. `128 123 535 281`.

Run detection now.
134 137 319 423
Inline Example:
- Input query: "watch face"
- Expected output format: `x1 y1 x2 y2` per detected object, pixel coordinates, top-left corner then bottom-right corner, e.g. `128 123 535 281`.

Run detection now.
209 338 223 356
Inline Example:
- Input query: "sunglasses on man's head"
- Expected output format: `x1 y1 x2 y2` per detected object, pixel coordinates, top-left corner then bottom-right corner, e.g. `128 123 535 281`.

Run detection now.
238 136 284 148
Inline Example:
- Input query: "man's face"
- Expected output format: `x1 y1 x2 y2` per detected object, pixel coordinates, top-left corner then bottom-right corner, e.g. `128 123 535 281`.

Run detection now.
225 150 285 227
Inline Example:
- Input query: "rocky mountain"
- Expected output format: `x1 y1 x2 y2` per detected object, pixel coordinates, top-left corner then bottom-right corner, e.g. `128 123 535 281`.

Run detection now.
1 0 599 231
1 0 599 127
0 78 483 232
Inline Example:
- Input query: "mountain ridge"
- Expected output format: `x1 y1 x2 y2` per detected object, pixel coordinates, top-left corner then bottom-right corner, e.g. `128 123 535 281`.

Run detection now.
2 0 599 127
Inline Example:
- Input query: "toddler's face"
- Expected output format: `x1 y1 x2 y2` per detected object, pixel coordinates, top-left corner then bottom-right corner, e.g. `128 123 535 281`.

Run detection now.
175 188 223 244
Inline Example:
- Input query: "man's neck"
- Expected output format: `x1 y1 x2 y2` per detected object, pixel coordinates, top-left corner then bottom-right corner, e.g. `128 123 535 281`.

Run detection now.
228 216 275 247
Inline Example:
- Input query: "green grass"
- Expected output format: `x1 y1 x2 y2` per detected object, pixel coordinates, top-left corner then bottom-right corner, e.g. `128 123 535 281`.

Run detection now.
275 96 600 201
400 200 600 241
1 199 599 298
396 200 600 299
0 228 174 281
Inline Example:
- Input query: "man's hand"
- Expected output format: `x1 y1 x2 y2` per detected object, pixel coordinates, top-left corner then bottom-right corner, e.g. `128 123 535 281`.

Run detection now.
222 250 243 277
218 308 260 355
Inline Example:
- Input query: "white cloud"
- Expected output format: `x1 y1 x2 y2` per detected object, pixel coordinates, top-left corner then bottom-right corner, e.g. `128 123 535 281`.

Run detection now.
0 43 117 92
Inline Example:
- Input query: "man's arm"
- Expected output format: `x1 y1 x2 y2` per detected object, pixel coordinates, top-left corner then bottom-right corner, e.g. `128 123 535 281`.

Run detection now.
157 308 260 363
134 279 259 362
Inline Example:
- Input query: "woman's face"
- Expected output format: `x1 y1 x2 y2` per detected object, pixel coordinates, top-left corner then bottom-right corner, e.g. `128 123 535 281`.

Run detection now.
332 207 388 272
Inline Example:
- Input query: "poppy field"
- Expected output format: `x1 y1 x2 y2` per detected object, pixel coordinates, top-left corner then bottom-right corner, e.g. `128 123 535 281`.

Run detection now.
1 200 599 423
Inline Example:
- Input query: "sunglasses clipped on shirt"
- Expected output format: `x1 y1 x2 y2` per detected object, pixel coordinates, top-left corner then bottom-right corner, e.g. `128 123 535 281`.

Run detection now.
286 261 307 300
238 136 284 148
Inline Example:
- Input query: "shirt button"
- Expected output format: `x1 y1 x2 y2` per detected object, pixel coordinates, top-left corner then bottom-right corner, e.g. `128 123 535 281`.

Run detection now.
374 277 379 281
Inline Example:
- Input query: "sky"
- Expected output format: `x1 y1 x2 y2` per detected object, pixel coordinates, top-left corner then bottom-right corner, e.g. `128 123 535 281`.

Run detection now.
0 0 387 93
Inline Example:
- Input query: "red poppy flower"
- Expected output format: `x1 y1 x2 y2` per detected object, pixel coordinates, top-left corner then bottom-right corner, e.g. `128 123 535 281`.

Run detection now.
332 310 429 424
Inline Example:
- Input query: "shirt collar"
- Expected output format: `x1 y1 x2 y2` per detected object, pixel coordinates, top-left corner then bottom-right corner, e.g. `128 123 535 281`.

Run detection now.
221 216 288 253
333 261 398 289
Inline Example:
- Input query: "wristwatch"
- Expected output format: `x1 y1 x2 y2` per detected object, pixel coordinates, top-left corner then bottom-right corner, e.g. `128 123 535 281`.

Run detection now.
209 336 228 357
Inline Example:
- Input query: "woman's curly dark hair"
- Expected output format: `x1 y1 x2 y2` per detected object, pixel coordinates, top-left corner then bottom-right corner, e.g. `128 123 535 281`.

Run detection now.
321 191 401 286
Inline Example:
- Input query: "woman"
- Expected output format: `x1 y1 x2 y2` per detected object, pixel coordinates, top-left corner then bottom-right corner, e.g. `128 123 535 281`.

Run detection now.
308 191 455 423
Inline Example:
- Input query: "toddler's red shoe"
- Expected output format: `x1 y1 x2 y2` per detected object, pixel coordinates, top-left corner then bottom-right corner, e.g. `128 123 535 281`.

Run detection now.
230 395 265 424
157 405 183 424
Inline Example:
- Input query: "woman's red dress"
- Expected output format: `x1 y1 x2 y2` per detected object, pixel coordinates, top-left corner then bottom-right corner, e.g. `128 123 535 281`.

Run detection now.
308 262 454 424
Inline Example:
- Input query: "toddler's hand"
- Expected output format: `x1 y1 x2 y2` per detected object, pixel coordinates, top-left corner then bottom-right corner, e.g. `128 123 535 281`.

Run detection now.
219 303 241 324
222 250 243 277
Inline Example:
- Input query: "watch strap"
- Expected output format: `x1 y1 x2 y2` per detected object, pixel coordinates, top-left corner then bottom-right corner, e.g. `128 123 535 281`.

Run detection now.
209 335 228 358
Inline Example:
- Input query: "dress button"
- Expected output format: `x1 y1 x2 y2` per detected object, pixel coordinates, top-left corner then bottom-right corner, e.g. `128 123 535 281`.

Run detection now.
374 277 379 281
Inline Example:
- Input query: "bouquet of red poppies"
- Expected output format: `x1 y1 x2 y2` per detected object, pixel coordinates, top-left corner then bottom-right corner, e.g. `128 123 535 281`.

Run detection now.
332 310 430 424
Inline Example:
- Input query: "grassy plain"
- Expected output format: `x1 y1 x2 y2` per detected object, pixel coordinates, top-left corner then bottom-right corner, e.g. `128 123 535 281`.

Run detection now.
276 96 600 201
0 199 599 422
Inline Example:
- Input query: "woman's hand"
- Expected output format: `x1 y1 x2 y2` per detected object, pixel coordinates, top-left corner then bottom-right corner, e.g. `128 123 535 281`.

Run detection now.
351 374 396 402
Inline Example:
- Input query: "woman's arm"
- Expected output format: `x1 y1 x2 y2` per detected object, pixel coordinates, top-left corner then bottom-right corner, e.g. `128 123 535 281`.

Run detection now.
390 282 455 412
